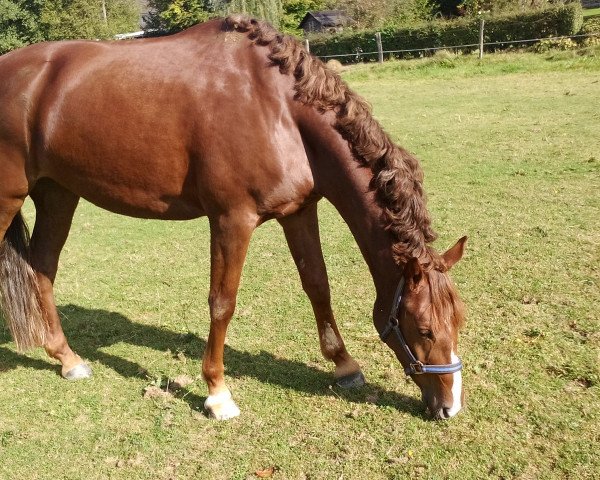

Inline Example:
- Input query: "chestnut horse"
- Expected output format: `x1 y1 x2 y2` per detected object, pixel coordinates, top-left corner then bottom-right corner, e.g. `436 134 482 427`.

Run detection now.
0 15 467 420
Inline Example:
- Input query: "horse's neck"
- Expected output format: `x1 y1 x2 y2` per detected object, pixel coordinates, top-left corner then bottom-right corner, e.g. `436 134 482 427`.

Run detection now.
303 115 401 298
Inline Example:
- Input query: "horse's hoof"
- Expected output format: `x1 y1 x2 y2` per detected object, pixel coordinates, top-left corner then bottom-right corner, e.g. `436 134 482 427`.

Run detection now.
63 363 93 380
204 390 240 420
335 371 366 389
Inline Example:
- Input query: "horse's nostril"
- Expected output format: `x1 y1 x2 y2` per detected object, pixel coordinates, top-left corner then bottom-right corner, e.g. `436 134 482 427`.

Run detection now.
432 407 451 420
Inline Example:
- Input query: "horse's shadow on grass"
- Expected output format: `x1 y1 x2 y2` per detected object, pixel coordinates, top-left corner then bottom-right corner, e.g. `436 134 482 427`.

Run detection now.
0 304 424 417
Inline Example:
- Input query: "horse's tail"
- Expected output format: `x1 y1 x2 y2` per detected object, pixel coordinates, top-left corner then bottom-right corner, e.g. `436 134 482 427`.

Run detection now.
0 211 46 350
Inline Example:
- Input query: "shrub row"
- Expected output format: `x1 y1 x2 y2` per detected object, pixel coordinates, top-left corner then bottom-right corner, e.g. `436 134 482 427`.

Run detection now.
581 15 600 34
309 4 584 63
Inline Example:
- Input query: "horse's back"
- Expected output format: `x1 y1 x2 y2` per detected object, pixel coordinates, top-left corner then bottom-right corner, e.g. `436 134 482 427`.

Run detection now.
0 20 313 220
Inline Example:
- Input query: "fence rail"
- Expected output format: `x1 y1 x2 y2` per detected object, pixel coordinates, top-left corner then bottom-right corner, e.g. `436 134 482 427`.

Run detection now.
311 30 600 62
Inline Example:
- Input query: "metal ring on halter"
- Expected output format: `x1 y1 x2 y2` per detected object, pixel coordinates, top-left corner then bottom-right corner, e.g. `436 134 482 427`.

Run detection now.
379 277 463 376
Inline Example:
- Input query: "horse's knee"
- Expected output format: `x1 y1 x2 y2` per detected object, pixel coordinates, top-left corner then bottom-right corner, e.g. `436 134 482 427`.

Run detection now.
208 294 235 324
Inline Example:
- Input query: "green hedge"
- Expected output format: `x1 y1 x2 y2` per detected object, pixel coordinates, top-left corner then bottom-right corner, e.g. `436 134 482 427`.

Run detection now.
581 16 600 34
309 3 584 62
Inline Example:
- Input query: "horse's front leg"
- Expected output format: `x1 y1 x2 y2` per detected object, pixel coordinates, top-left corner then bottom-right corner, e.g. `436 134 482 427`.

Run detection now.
202 214 255 420
278 203 365 388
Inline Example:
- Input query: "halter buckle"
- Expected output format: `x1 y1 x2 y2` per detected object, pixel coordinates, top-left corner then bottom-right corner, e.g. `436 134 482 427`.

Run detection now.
410 361 425 375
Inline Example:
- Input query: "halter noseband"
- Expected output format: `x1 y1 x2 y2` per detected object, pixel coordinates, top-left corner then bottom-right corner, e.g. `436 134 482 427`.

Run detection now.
379 277 463 376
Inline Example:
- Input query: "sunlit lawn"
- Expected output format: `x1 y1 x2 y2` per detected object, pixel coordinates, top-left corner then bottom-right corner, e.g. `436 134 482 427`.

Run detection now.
1 48 599 479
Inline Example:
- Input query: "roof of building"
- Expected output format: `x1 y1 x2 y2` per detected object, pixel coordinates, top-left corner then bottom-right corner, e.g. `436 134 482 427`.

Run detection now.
299 10 352 29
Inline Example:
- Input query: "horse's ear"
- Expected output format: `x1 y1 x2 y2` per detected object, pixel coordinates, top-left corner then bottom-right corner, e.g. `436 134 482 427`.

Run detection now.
442 236 467 269
404 257 424 289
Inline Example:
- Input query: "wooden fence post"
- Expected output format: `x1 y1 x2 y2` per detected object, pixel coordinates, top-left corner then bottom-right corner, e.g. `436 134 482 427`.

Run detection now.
479 18 485 59
304 39 310 54
375 32 383 64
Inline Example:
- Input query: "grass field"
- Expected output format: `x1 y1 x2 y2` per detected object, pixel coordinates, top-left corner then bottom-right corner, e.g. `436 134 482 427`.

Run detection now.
1 48 599 479
583 7 600 17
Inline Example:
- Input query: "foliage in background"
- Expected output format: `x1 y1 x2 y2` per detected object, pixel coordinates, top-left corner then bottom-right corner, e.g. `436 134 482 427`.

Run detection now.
0 0 139 54
308 3 583 62
1 0 592 54
325 0 434 30
143 0 589 36
0 0 43 53
580 15 600 46
533 36 578 52
40 0 140 40
439 0 575 16
146 0 282 31
582 15 600 33
144 0 210 31
221 0 283 27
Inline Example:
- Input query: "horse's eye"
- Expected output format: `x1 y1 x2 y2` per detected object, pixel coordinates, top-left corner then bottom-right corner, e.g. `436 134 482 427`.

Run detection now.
418 329 433 339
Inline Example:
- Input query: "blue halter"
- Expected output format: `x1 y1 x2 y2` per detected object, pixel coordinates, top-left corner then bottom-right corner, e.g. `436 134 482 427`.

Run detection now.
379 277 463 376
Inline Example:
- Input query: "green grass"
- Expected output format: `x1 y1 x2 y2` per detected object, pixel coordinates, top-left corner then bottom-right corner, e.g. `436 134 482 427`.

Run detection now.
1 49 599 479
583 7 600 17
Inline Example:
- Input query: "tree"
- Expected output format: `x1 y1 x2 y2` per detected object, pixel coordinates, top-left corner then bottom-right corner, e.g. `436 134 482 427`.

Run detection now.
146 0 283 32
386 0 435 26
323 0 434 29
40 0 140 40
430 0 573 17
145 0 210 31
0 0 44 53
220 0 283 27
1 0 139 54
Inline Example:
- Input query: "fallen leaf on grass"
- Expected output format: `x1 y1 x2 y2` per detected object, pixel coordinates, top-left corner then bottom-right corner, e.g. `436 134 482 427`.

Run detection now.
255 466 278 478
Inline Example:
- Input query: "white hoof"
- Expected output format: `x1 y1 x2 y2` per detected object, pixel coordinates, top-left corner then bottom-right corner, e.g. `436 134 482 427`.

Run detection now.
63 363 93 380
204 390 240 420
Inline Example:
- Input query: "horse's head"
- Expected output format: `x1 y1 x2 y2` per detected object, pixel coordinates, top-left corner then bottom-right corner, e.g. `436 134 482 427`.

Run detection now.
380 237 467 420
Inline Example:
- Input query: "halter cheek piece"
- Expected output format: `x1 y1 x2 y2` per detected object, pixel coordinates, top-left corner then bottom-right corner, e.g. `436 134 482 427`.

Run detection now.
379 277 463 376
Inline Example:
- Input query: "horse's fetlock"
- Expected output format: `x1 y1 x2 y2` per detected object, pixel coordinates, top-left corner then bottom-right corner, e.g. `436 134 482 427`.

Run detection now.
321 322 342 350
202 363 224 383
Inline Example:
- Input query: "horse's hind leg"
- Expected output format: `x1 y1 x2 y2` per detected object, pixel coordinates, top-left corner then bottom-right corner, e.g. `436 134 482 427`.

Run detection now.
278 203 365 388
29 179 91 379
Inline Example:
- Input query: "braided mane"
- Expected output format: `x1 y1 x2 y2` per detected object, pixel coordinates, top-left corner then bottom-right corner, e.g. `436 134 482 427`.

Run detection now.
224 15 442 268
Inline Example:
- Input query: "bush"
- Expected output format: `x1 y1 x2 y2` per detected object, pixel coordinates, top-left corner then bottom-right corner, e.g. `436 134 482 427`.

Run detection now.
577 15 600 47
533 38 578 53
309 3 584 63
580 16 600 35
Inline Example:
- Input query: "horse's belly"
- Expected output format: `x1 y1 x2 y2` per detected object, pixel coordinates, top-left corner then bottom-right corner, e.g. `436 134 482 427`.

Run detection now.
44 155 205 220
